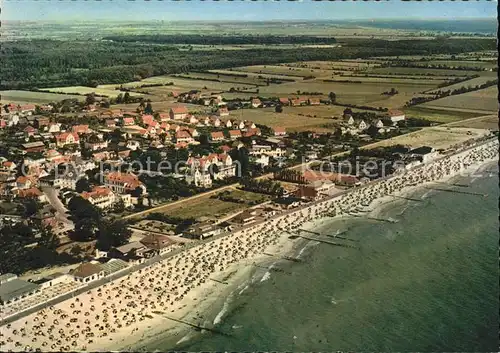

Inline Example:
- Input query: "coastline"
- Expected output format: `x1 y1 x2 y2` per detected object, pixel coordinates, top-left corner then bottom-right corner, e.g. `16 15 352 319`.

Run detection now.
1 138 497 353
127 154 499 351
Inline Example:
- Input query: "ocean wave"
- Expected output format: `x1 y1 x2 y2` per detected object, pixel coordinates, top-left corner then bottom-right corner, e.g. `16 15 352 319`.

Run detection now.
238 284 249 295
175 332 193 345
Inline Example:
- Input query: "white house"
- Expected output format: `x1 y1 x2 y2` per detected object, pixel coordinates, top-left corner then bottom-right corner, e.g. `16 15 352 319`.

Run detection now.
388 109 406 123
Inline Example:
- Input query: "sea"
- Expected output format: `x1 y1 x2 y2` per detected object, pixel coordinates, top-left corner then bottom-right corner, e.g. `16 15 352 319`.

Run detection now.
143 163 499 352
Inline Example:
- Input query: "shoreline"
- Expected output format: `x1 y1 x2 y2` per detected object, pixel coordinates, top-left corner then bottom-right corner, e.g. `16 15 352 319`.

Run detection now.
1 138 497 352
128 152 499 351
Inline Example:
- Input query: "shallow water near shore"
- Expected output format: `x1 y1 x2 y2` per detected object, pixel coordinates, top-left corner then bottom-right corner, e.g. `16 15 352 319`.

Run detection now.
142 166 499 351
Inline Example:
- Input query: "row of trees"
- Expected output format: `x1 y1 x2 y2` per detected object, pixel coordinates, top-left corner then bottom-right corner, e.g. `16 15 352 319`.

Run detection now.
240 177 284 196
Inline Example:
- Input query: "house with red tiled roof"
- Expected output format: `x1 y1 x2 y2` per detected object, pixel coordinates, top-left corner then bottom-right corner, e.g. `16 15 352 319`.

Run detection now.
169 106 189 120
228 129 242 140
122 117 135 126
272 127 287 136
141 115 155 126
104 172 146 195
159 113 170 122
16 187 46 202
175 130 194 144
140 234 175 255
388 109 406 123
243 128 262 138
24 125 36 137
55 132 80 147
279 97 290 106
1 161 16 171
72 125 90 135
308 97 320 106
210 131 225 142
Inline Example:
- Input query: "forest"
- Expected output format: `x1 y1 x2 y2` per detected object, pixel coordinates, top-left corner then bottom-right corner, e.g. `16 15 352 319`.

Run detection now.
2 37 495 89
103 34 338 45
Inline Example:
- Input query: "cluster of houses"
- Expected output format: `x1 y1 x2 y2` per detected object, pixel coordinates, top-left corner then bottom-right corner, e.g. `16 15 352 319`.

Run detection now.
340 109 405 136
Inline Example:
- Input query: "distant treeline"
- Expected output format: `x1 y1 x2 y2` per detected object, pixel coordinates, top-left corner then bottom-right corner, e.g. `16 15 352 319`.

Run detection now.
103 34 338 45
2 38 495 90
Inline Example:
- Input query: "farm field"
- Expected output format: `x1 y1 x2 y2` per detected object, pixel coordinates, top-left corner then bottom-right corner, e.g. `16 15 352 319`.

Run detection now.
176 72 264 87
230 106 345 132
0 90 84 104
40 86 144 98
422 73 497 92
368 66 478 77
364 126 490 150
422 86 498 113
444 114 498 131
242 79 438 107
418 60 496 69
207 69 302 82
403 106 484 124
234 65 329 78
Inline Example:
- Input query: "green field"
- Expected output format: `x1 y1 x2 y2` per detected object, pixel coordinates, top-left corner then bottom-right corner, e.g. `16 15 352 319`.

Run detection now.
403 106 485 124
0 90 84 104
422 86 498 113
40 86 144 98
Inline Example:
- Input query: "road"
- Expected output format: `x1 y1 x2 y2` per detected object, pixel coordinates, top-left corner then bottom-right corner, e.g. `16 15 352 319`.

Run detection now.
42 186 74 234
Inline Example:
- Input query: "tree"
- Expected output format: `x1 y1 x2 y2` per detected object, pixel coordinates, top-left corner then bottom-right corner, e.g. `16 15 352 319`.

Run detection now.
96 220 132 251
144 101 153 114
75 178 91 193
116 93 124 104
85 93 96 106
123 92 131 104
329 92 337 103
275 105 283 113
367 124 380 139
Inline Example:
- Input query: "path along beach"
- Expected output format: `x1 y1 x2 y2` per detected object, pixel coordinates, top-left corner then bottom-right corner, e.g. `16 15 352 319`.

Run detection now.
0 138 498 352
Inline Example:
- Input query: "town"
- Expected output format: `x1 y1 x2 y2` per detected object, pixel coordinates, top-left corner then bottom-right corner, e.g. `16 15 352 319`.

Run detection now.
0 14 498 352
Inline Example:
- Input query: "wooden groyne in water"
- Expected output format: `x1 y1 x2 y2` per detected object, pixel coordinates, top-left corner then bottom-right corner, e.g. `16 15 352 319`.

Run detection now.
348 213 397 223
153 312 232 337
252 263 291 275
210 278 228 285
294 230 360 250
389 195 424 202
424 186 487 197
263 253 303 262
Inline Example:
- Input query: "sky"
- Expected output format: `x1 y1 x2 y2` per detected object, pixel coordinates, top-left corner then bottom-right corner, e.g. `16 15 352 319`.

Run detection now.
2 0 497 22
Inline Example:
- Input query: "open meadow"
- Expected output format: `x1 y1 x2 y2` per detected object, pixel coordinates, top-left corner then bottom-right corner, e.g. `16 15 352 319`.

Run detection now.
422 86 498 114
40 86 144 98
0 90 84 105
157 189 271 220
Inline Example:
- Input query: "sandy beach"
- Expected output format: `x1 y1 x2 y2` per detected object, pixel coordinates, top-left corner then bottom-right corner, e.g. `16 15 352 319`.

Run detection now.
0 138 497 352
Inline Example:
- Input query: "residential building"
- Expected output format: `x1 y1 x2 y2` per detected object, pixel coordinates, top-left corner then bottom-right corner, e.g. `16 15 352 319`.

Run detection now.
217 107 229 117
55 132 80 148
228 129 242 140
210 131 225 142
72 125 90 135
251 98 261 108
140 234 175 255
273 127 287 136
388 109 406 123
70 262 105 283
0 273 41 306
104 172 146 195
169 106 189 120
175 130 194 144
308 97 321 105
